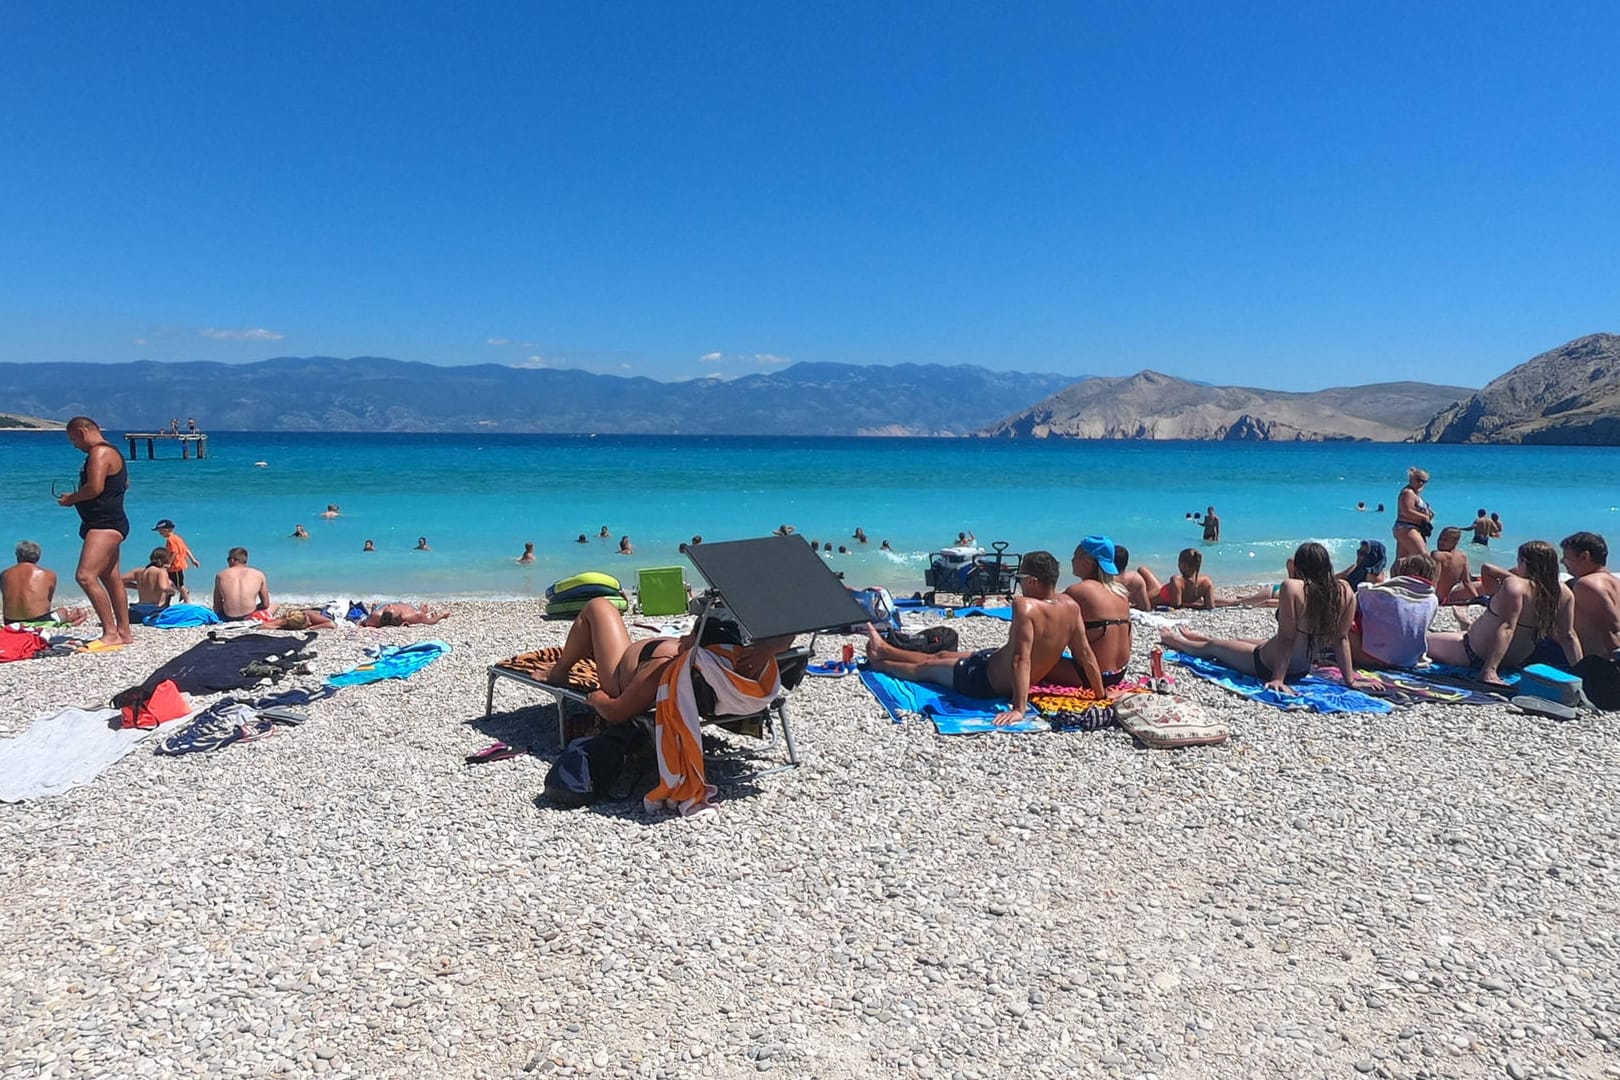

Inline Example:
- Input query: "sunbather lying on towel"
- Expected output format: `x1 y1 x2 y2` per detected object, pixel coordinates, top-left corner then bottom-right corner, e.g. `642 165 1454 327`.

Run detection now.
547 596 793 725
360 603 450 628
863 550 1104 726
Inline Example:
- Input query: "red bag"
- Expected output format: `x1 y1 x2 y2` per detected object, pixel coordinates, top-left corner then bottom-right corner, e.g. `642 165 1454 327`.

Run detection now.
120 679 191 729
0 626 48 662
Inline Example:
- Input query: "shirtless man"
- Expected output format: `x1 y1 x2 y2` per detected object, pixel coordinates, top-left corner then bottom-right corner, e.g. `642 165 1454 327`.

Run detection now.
1431 526 1473 602
1470 508 1492 547
1562 532 1620 660
1427 540 1579 686
213 547 271 620
864 550 1104 726
1112 544 1162 612
544 595 791 724
123 546 177 618
1 541 89 625
361 603 450 628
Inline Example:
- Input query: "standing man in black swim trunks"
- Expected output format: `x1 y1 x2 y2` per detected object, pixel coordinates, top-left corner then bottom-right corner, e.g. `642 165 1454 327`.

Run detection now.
57 416 134 648
864 550 1105 726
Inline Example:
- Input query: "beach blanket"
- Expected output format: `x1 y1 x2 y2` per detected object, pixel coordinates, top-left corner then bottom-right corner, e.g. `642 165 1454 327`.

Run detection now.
114 632 320 718
890 604 1015 621
1029 678 1151 732
327 640 450 687
495 646 599 689
1165 650 1394 714
648 644 781 817
142 604 222 628
856 668 1049 734
0 708 159 802
1315 666 1505 706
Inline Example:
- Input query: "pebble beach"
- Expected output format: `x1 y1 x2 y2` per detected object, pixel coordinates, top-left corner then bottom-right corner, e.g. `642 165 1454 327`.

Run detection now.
2 600 1618 1080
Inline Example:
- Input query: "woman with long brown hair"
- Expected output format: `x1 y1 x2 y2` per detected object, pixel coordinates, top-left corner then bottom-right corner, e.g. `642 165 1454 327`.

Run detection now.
1160 542 1375 693
1427 540 1579 685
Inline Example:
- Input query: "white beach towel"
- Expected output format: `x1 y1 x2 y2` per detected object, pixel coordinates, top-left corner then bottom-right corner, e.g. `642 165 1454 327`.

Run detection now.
1131 609 1188 630
0 708 148 802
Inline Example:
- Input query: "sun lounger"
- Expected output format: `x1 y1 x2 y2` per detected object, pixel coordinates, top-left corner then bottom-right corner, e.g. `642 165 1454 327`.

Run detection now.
486 534 868 772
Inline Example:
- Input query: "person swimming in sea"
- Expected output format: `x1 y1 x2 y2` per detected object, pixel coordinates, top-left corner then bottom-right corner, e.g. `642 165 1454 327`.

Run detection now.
518 542 535 564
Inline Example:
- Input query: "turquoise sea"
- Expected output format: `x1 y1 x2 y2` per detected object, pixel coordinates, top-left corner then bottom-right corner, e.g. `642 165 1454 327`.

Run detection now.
5 432 1618 603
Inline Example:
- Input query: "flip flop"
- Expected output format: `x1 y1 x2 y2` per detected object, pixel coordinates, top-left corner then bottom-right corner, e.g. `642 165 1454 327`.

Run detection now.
806 659 856 678
466 742 523 764
1507 696 1579 722
82 640 125 654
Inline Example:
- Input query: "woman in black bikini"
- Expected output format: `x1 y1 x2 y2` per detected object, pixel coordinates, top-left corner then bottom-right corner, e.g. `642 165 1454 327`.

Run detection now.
1392 467 1435 559
1159 542 1376 694
1063 536 1133 686
1426 540 1579 686
57 416 134 649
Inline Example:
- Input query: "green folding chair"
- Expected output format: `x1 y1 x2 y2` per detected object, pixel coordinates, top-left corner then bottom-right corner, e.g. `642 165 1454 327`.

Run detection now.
636 566 689 617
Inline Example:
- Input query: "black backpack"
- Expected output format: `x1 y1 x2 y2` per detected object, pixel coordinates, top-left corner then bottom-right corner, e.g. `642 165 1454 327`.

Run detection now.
1572 655 1620 711
542 722 650 808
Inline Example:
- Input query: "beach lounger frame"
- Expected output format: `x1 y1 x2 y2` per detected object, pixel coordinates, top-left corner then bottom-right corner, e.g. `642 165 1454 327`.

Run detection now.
486 534 869 775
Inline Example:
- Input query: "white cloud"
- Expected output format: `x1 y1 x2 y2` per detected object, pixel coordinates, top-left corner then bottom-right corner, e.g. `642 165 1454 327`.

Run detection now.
133 337 149 346
200 327 284 341
508 354 549 369
487 337 512 346
698 350 791 366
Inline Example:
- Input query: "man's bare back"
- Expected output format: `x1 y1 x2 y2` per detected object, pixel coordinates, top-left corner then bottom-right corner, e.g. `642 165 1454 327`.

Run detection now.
128 564 175 606
214 565 270 620
1572 572 1620 659
1 562 57 622
1432 548 1470 601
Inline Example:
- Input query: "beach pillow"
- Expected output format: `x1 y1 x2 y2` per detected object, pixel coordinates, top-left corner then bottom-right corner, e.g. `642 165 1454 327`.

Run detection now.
1114 693 1229 749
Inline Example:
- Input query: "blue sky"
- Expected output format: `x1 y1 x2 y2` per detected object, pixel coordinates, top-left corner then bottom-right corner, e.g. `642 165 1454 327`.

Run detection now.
2 2 1616 389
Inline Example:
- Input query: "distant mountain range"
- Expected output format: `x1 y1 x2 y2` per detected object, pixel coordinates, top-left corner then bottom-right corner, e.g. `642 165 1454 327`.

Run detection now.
1413 333 1620 444
980 370 1475 442
4 334 1613 442
0 357 1082 436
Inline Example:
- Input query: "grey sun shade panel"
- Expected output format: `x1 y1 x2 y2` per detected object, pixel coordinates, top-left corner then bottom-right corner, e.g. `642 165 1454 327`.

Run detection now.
681 535 870 642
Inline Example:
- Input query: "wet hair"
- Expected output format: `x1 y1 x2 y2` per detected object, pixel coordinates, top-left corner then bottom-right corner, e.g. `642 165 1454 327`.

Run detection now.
65 416 99 434
227 546 248 564
1293 542 1344 637
1113 544 1130 571
1477 508 1488 518
1518 540 1561 639
1021 550 1061 588
15 540 41 564
1561 531 1608 566
149 546 170 566
1177 548 1202 579
1438 526 1462 548
1392 553 1437 580
1408 467 1429 485
1491 512 1501 522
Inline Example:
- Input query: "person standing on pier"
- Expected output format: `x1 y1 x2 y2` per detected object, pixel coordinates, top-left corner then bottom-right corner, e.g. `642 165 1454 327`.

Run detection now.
57 417 133 649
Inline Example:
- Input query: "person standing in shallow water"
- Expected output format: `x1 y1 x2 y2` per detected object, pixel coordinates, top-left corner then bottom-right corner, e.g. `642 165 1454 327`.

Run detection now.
57 417 134 648
1202 506 1221 543
518 542 535 564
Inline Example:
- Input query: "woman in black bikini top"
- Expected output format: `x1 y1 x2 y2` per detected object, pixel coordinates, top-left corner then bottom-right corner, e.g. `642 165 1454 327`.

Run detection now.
1064 537 1134 683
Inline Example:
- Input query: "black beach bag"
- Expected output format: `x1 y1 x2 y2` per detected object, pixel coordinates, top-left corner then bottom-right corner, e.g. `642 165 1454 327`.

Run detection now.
542 723 650 808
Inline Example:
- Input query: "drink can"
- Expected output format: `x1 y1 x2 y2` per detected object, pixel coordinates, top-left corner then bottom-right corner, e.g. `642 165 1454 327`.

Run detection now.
842 642 855 666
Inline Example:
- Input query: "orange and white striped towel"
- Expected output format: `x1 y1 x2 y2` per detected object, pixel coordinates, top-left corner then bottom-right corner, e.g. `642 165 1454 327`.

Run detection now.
646 644 782 817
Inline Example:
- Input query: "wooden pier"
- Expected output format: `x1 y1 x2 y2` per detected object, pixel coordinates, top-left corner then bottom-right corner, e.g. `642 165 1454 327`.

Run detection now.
123 432 208 460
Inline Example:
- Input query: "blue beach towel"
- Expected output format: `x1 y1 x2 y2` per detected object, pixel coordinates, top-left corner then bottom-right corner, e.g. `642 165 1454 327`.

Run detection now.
142 604 223 628
890 604 1015 621
856 667 1048 734
327 640 451 688
1165 650 1394 714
